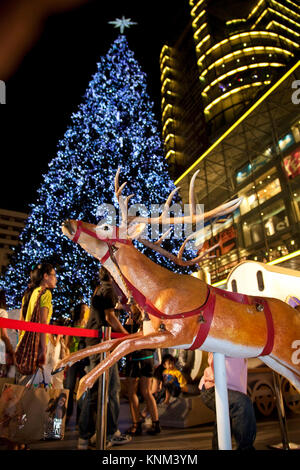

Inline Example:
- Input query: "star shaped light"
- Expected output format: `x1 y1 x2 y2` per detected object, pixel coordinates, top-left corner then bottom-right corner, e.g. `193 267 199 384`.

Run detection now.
108 16 137 34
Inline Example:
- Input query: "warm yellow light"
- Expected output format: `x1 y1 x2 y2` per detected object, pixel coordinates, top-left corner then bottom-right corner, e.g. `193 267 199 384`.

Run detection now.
212 279 227 287
165 133 176 144
160 45 171 61
269 7 300 29
167 91 177 97
192 9 206 27
165 150 176 160
162 118 175 136
266 20 300 37
204 82 263 113
196 34 210 51
190 0 205 17
193 23 208 40
199 46 293 74
201 62 284 94
226 19 246 25
160 56 173 71
161 78 172 94
197 31 299 67
286 0 300 11
160 66 175 83
251 9 268 30
248 0 265 19
174 61 300 185
267 250 300 266
162 104 173 120
271 0 300 19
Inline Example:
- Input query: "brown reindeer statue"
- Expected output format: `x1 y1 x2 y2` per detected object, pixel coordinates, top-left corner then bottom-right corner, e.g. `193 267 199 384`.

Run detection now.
54 169 300 399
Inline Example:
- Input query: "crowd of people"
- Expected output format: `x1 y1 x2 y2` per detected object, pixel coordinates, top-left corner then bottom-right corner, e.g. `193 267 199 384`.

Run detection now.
0 262 257 451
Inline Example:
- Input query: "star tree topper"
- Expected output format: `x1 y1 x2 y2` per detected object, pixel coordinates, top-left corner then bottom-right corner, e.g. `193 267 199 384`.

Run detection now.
108 16 137 34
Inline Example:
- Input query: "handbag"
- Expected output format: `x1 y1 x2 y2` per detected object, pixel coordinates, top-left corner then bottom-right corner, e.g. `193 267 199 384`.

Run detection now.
0 371 48 443
43 388 69 440
15 288 46 376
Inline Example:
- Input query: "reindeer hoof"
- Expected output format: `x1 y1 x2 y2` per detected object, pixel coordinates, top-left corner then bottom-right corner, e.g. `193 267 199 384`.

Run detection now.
77 381 88 401
51 366 65 375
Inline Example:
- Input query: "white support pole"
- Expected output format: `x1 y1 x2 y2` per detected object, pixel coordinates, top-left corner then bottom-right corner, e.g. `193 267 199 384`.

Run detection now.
213 352 232 450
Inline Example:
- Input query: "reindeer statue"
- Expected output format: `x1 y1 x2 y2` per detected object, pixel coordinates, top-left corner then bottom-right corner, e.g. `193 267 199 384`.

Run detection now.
54 169 300 400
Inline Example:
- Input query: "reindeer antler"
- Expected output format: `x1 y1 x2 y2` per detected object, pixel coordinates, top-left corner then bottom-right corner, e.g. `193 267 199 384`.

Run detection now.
140 236 219 266
114 168 241 266
115 168 135 225
115 168 241 225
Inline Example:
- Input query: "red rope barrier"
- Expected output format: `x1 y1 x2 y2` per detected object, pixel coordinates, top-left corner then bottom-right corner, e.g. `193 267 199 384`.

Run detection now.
0 317 125 339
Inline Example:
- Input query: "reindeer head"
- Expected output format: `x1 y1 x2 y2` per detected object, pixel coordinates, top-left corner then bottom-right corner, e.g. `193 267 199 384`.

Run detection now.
62 168 242 266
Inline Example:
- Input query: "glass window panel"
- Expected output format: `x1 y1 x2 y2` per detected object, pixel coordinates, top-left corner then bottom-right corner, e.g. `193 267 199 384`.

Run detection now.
257 178 281 204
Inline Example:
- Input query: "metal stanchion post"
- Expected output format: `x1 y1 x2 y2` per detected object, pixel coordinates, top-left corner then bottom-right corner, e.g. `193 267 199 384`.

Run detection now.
96 326 111 450
214 352 232 450
269 372 300 450
272 372 290 450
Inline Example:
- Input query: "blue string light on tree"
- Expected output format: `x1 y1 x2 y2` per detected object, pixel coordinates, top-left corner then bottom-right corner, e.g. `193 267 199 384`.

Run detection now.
0 26 193 320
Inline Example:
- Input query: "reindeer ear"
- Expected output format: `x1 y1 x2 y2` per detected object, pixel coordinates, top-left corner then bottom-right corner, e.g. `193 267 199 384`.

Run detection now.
127 222 147 240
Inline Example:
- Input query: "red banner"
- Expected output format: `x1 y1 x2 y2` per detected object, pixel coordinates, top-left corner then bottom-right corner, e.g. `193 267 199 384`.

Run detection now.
0 317 124 339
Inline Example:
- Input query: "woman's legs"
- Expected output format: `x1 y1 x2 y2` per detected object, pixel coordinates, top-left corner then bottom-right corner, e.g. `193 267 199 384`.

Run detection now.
139 377 158 422
127 377 141 424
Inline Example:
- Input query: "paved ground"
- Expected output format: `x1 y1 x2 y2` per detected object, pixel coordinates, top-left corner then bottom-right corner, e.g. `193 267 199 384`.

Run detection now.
8 398 300 452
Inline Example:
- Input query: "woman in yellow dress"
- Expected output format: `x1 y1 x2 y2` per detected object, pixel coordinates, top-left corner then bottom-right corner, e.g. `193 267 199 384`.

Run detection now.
17 262 57 384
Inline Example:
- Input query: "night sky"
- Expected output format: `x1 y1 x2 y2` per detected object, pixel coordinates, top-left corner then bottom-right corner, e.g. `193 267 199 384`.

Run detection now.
0 0 190 213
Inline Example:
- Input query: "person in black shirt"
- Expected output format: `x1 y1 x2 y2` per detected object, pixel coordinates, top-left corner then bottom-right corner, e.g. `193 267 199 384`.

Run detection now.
124 303 161 436
77 267 130 450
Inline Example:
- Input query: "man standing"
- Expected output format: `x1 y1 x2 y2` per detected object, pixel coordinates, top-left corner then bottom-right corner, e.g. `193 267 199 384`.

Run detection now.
199 353 256 450
77 267 131 450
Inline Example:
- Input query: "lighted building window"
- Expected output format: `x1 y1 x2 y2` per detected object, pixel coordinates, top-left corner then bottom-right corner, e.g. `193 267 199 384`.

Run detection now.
242 199 289 247
277 132 295 152
256 177 281 204
239 168 281 215
236 151 272 185
240 190 259 215
291 121 300 143
292 191 300 222
283 146 300 179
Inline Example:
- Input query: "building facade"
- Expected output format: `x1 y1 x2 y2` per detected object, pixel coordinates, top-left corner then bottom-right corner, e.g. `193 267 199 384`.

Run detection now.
0 208 27 275
160 0 300 284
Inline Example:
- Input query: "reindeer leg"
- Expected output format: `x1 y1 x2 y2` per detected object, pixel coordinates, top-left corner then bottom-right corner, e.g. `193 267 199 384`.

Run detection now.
52 331 143 374
76 330 180 399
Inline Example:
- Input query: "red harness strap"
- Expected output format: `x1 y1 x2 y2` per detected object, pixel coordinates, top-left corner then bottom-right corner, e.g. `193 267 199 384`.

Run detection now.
253 297 274 356
211 286 274 356
73 221 132 245
121 276 274 355
72 220 132 263
121 274 215 350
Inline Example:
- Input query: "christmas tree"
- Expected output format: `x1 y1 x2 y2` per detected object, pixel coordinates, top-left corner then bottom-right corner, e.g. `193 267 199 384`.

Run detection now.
0 34 193 321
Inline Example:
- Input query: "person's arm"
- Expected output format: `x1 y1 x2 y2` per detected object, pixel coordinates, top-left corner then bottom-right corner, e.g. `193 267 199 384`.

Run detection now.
38 306 49 365
104 308 129 335
0 327 15 360
48 334 56 346
64 335 71 349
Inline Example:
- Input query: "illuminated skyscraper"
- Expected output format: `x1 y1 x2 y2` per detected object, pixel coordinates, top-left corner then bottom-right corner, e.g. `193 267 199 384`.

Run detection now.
161 0 299 175
161 0 300 284
192 0 299 132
